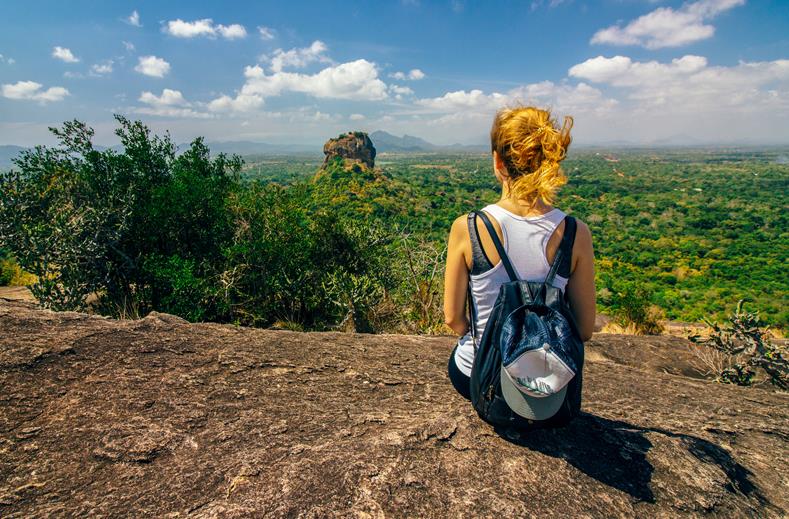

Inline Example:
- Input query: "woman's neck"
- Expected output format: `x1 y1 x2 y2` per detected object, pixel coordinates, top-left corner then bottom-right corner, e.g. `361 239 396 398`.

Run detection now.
497 187 553 217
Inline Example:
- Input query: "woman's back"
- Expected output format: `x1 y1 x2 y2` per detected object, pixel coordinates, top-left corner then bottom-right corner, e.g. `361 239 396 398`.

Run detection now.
453 202 572 377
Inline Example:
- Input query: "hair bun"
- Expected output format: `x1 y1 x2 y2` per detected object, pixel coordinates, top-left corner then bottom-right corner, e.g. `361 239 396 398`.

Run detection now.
490 106 573 208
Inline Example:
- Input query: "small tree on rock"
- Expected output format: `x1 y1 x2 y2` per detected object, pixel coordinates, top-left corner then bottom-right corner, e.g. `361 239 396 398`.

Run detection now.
689 300 788 389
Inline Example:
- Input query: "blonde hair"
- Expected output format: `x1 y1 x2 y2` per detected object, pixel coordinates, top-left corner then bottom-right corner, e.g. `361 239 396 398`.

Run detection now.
490 106 573 209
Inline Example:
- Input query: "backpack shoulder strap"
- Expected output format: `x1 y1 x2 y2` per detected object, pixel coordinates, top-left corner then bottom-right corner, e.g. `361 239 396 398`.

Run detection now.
544 216 577 285
473 210 519 282
558 216 577 279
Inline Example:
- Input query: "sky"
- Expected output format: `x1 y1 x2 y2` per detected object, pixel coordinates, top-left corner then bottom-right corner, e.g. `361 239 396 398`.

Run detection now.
1 0 788 147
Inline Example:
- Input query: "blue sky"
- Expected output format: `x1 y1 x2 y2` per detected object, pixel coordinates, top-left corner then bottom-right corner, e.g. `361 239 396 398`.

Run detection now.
1 0 788 146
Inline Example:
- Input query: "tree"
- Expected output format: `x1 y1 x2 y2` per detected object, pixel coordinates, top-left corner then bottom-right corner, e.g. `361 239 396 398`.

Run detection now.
689 300 788 389
0 115 242 317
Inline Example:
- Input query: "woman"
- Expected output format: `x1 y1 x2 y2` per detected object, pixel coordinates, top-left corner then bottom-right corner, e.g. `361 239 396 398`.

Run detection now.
443 105 596 401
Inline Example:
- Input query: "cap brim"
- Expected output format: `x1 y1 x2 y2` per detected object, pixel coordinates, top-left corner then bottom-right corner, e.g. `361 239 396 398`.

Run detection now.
500 365 568 420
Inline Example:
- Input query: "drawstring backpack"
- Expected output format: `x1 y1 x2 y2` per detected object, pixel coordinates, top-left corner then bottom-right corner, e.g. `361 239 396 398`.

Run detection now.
466 210 584 430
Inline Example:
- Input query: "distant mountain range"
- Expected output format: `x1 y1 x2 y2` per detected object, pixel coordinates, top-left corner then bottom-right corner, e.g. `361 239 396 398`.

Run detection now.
186 141 319 156
369 131 487 153
3 134 786 169
0 142 321 169
0 133 483 168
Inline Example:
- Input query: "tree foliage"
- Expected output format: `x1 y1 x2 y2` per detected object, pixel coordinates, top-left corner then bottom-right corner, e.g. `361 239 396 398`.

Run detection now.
0 115 240 315
2 120 786 336
0 119 400 331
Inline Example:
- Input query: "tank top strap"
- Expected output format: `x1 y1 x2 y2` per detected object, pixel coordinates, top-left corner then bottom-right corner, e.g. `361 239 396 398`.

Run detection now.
481 203 506 221
467 212 494 275
545 208 568 229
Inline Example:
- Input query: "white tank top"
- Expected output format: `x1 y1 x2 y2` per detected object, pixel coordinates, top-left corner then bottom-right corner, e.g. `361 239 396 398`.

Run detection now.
453 203 569 377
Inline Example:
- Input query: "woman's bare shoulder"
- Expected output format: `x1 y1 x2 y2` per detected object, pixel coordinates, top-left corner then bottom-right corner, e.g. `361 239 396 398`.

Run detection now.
449 214 470 239
569 217 594 265
572 218 593 246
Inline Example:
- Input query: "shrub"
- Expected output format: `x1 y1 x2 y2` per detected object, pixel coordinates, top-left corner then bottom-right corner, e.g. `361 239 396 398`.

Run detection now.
689 300 788 389
385 227 447 334
219 181 395 331
0 258 13 286
608 282 664 335
0 256 37 286
0 116 241 316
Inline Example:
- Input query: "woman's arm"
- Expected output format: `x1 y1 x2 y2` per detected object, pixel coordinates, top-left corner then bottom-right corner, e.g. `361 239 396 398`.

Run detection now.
565 219 596 341
443 215 471 336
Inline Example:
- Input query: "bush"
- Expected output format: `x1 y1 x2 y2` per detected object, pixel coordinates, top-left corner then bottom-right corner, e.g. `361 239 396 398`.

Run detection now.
139 254 215 322
219 181 395 331
689 300 788 389
0 256 37 287
0 258 13 286
0 116 241 316
608 282 664 335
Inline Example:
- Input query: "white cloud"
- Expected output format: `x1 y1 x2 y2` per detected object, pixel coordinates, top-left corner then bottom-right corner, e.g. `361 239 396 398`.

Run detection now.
207 93 264 113
389 68 425 80
122 41 135 52
568 55 708 86
390 85 414 96
416 81 617 117
127 10 141 27
90 60 114 76
417 89 508 111
139 88 188 107
1 80 70 103
134 55 170 78
243 59 388 100
569 54 789 112
164 18 247 39
349 113 366 120
134 88 213 118
263 40 331 73
209 57 389 115
217 24 247 39
377 81 617 143
133 106 213 119
52 46 79 63
591 0 745 49
257 26 275 40
165 18 215 38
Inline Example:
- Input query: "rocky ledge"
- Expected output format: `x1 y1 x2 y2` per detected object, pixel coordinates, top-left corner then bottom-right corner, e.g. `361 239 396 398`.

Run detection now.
0 298 787 518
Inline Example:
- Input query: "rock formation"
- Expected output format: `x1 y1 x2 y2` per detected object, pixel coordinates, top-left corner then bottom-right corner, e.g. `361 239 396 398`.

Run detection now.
1 298 787 517
323 131 376 169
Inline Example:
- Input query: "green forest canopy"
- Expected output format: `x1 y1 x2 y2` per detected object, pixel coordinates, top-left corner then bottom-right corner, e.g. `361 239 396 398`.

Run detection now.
1 117 787 332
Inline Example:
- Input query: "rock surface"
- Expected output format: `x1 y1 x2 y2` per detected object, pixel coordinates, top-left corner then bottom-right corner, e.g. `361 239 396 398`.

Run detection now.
323 132 376 169
0 298 787 518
